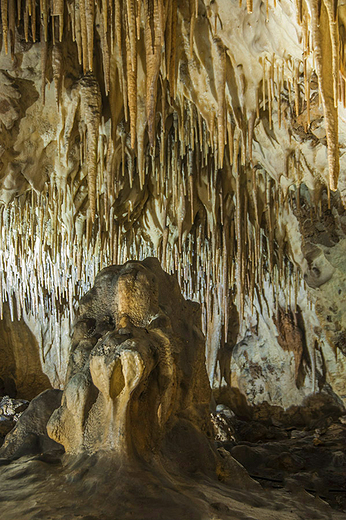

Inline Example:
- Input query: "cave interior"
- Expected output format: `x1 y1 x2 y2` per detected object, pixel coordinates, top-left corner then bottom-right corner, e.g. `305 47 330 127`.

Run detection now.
0 1 346 519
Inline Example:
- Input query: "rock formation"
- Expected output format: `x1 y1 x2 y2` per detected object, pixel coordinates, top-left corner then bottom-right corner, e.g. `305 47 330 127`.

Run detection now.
0 389 62 459
47 258 213 460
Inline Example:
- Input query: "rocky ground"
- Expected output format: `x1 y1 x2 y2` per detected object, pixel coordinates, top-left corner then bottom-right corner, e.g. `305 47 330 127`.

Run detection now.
212 405 346 513
0 393 345 518
0 395 28 444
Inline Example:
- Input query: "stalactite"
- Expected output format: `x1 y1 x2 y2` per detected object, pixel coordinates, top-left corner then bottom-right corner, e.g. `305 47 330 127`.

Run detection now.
126 5 137 149
268 58 273 129
79 0 88 73
100 8 110 94
127 0 137 70
17 0 21 23
0 0 340 406
1 0 8 54
31 0 36 42
304 58 311 127
74 0 82 64
213 37 226 169
115 0 128 120
144 0 161 148
248 112 255 163
8 0 15 57
189 0 196 57
169 0 177 99
85 0 94 71
294 60 299 117
41 23 48 104
24 0 29 41
309 0 339 190
234 132 243 324
53 0 64 42
52 43 63 108
323 0 339 107
79 73 102 222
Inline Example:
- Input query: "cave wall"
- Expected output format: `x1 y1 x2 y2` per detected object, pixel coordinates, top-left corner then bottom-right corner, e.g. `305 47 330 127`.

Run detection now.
0 303 51 398
0 0 346 412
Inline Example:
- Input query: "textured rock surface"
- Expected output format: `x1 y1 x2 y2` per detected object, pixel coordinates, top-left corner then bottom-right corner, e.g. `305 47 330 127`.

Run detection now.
47 258 213 458
0 389 63 459
0 304 52 399
213 405 346 512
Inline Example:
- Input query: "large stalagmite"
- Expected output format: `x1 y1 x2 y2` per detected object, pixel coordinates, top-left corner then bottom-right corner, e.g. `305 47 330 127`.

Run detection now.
47 258 213 456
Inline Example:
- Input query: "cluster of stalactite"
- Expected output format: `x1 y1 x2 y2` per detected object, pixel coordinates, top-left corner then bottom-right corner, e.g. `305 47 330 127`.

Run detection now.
0 111 308 355
0 0 343 366
0 1 344 189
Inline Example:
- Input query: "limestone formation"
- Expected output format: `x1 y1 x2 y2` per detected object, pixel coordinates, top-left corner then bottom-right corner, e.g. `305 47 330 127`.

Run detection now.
0 303 52 399
47 258 213 460
1 1 346 518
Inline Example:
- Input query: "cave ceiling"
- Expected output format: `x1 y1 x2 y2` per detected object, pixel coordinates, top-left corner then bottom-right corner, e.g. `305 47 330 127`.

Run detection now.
1 0 346 406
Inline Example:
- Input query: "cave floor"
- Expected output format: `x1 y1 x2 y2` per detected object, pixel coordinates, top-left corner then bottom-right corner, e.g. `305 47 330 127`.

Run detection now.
0 435 345 520
1 400 345 520
216 413 346 514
